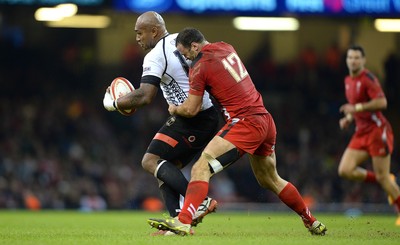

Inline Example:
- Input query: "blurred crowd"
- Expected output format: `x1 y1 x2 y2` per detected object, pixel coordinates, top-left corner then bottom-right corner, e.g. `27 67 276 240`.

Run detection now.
1 29 400 212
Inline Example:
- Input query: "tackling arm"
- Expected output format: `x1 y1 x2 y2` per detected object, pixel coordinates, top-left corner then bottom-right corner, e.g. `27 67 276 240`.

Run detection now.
168 93 203 118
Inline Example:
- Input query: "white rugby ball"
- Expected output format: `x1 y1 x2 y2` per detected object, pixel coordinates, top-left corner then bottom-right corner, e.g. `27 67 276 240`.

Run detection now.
110 77 136 116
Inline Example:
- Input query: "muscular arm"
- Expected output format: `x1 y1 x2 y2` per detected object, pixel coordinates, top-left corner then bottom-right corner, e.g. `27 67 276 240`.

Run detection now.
116 82 158 110
169 93 203 118
361 97 387 111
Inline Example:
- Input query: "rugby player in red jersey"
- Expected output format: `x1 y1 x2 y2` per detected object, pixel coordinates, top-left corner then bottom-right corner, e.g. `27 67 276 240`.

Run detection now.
338 45 400 226
147 27 327 235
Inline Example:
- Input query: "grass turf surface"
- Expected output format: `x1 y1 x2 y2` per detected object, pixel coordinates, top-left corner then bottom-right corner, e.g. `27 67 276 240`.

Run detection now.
0 211 398 245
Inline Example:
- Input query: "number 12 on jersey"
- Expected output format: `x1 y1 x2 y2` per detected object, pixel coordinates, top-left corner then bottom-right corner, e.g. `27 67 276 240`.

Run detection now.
222 52 248 83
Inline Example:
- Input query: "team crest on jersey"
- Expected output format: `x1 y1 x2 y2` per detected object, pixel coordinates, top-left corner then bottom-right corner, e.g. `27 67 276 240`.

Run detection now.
356 81 361 94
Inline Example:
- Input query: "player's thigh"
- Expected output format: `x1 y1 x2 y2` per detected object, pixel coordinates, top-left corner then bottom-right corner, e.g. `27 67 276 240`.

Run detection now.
199 136 236 168
203 135 237 158
249 153 277 179
338 147 369 172
191 136 237 181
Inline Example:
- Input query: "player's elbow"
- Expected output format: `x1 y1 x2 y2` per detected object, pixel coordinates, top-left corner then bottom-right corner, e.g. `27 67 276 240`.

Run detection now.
377 97 387 110
381 98 388 109
184 109 199 118
136 92 156 107
141 96 153 106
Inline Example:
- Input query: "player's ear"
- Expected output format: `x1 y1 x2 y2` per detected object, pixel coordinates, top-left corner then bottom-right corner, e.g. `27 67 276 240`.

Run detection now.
191 42 199 51
151 26 158 37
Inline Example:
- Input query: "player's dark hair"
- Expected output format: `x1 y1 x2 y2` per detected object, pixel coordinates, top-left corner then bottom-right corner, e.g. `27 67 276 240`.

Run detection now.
348 45 365 57
176 28 205 49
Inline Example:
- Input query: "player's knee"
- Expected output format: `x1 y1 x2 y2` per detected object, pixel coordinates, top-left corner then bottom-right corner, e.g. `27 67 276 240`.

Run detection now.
141 154 159 174
141 159 152 173
338 166 354 179
338 168 347 178
374 172 386 184
256 178 270 189
191 158 212 176
255 172 280 192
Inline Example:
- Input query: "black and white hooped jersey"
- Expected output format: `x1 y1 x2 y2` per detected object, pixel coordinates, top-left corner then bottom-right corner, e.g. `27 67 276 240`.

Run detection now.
141 33 213 111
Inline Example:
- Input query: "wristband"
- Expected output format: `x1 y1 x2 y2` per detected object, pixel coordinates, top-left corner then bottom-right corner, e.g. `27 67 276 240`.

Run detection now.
346 113 353 121
355 103 364 112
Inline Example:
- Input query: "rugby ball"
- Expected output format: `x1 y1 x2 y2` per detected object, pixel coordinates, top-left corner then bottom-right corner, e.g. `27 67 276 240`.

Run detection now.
110 77 136 116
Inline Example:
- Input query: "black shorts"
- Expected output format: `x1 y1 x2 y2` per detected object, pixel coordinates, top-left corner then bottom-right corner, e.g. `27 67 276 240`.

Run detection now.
146 106 220 167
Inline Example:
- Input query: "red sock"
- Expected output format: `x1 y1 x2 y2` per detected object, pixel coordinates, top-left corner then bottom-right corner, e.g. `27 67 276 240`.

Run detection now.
364 171 377 183
178 181 209 224
278 182 316 226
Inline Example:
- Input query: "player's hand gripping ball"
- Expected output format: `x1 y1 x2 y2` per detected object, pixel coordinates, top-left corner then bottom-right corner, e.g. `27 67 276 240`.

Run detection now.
109 77 136 116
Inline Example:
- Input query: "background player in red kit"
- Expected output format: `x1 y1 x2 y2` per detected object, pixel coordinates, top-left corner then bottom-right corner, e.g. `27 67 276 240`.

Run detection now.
338 45 400 225
147 27 327 236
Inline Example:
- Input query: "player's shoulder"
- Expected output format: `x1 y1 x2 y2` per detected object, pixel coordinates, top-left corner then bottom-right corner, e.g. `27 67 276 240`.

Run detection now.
203 42 230 52
146 33 178 59
154 33 178 51
165 33 178 43
144 46 162 63
362 69 379 83
211 41 231 48
203 42 237 61
213 41 236 53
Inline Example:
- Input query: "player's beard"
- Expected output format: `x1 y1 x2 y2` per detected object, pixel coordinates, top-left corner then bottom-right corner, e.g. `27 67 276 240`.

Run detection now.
350 67 362 76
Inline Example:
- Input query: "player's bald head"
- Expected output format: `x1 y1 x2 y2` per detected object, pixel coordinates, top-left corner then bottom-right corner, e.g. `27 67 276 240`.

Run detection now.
135 11 166 31
134 11 169 50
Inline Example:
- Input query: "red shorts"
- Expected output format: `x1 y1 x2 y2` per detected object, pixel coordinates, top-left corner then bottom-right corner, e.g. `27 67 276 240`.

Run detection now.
348 124 393 156
217 113 276 156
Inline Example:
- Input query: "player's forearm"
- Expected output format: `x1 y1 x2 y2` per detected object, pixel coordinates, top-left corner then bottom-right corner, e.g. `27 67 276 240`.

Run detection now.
355 97 387 112
169 93 203 117
117 89 153 110
174 103 199 118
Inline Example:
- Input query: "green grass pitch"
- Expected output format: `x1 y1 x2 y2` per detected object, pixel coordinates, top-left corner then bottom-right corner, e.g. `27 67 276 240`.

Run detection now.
0 210 398 245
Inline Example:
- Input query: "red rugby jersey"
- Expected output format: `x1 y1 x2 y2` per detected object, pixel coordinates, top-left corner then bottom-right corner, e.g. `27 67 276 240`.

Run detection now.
189 42 267 120
344 69 388 133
